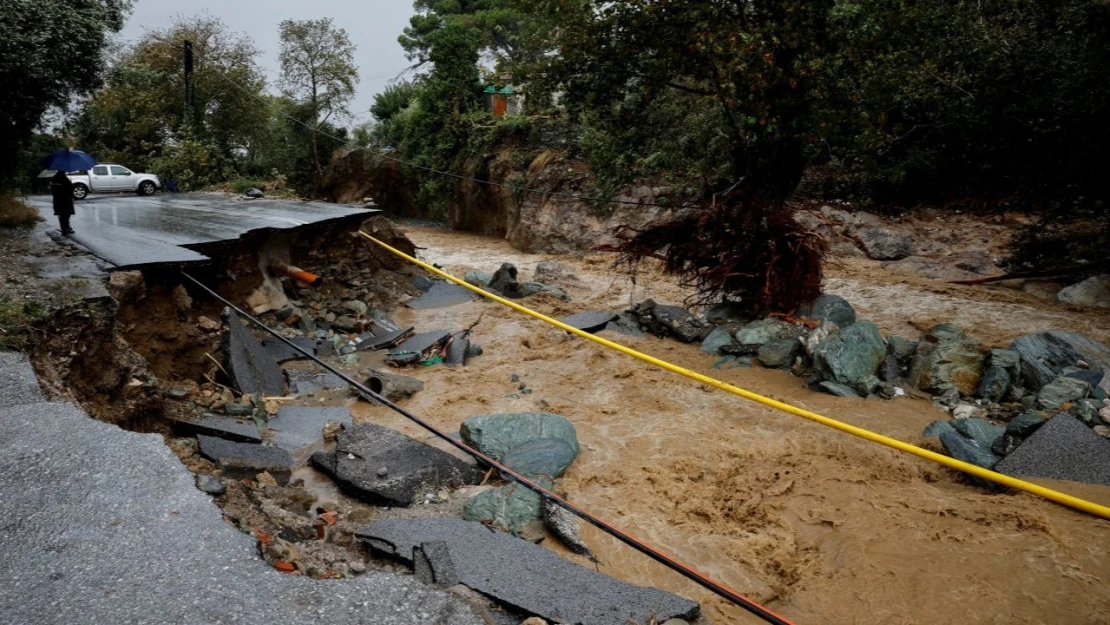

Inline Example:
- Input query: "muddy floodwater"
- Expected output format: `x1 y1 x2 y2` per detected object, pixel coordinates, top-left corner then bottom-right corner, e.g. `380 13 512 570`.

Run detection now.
352 224 1110 625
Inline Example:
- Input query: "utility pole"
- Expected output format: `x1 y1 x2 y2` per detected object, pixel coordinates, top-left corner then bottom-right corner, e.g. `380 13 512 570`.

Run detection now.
183 40 195 132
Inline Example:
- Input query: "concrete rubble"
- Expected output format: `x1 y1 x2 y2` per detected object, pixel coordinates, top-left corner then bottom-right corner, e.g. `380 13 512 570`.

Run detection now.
359 518 700 625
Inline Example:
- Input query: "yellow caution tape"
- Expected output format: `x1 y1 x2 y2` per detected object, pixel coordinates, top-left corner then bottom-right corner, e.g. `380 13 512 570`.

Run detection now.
359 231 1110 521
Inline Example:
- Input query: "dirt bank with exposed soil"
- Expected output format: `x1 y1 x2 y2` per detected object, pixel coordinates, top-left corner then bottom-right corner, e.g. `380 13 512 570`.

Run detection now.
357 223 1110 625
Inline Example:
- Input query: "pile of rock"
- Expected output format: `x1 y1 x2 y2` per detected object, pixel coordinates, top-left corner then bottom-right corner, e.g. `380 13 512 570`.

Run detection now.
612 292 1110 485
922 329 1110 478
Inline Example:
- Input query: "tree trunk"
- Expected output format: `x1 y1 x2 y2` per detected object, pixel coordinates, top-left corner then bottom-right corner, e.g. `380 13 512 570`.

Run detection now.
311 128 322 196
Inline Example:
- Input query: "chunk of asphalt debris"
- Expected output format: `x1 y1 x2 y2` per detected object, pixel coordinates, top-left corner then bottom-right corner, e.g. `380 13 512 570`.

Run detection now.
0 352 45 408
358 518 700 625
602 312 646 337
444 332 471 367
223 309 285 396
197 435 294 470
311 423 483 506
364 369 425 402
386 330 452 367
995 414 1110 486
260 336 317 364
407 281 478 310
559 311 618 334
413 540 459 588
286 369 349 395
170 413 262 444
342 320 415 353
266 406 352 464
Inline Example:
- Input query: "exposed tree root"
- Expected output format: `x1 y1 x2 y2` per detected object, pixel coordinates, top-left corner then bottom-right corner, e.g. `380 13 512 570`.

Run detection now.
605 197 827 315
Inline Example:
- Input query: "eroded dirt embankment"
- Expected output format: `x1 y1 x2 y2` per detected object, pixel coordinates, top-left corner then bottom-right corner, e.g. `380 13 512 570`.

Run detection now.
373 223 1110 625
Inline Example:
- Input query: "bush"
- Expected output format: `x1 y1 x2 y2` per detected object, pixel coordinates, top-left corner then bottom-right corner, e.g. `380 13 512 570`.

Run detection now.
0 192 41 228
230 178 258 194
0 297 44 350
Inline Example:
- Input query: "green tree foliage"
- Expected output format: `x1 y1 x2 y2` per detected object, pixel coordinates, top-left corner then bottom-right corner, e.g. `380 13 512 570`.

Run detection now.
370 81 420 146
73 15 267 180
520 0 837 202
824 0 1110 209
401 0 524 67
0 0 132 190
278 18 359 189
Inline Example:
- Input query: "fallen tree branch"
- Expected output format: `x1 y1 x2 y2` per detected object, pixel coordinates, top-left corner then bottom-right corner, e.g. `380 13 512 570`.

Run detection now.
948 264 1095 285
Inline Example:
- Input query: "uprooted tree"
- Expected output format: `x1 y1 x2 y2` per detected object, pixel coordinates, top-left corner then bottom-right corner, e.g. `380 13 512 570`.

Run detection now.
518 0 832 314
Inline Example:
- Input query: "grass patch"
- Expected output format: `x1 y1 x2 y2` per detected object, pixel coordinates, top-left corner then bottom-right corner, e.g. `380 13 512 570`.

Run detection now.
0 297 45 350
0 192 41 228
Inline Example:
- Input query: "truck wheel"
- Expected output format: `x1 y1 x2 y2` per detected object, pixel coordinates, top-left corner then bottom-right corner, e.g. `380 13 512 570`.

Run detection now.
138 181 156 196
72 184 89 200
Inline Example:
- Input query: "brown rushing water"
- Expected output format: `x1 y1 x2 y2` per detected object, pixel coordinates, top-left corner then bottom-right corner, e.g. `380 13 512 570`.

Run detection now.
350 224 1110 625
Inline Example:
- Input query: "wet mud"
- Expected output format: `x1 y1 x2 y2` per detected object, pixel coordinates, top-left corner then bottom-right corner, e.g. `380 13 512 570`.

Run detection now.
345 224 1110 625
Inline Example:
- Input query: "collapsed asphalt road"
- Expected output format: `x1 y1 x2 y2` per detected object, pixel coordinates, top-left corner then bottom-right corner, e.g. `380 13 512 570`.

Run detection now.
0 352 484 625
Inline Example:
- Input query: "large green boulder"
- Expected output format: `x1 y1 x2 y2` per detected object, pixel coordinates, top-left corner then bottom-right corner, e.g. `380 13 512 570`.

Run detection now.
908 324 984 396
1035 376 1091 411
461 413 579 461
734 318 798 348
796 294 857 328
813 321 886 394
502 438 578 478
757 338 802 369
463 478 553 533
1010 330 1110 391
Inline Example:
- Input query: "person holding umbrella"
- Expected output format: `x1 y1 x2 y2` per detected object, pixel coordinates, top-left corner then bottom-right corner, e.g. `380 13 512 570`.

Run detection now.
50 171 75 234
41 149 97 236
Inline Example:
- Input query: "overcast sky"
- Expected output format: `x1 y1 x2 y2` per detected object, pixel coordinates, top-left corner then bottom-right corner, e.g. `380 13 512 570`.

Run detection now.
120 1 419 124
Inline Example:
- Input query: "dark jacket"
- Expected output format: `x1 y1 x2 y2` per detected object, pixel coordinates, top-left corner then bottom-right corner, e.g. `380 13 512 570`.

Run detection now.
50 172 75 216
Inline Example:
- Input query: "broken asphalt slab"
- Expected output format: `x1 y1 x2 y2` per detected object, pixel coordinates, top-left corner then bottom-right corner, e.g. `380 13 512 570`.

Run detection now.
358 518 700 625
0 400 484 625
261 336 317 363
995 414 1110 486
197 435 294 484
266 406 352 464
407 281 478 310
170 412 262 443
0 352 45 408
286 368 349 395
224 309 285 396
559 311 617 334
312 423 483 506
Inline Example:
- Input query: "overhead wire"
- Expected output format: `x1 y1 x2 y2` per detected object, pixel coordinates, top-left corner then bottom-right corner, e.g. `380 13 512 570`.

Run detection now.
179 271 798 625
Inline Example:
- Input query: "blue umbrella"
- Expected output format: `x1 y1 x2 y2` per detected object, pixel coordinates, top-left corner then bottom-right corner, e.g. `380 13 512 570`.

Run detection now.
42 149 97 173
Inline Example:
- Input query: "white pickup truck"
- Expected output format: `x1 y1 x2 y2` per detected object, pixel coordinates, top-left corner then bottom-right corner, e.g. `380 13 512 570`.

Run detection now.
67 163 162 199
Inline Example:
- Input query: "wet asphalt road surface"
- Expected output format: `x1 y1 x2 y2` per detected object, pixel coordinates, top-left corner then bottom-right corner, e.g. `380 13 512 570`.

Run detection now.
28 193 376 269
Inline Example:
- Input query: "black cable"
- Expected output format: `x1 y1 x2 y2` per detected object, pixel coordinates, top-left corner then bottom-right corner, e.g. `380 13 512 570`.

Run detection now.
180 271 796 625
